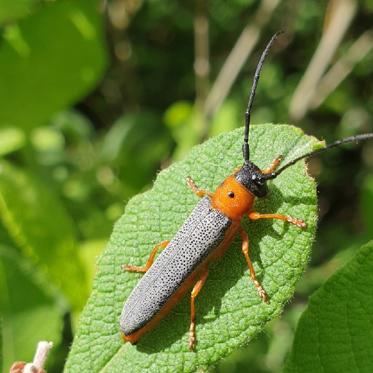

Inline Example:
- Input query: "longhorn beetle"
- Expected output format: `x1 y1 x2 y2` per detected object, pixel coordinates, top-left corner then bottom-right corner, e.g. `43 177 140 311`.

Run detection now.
120 32 373 350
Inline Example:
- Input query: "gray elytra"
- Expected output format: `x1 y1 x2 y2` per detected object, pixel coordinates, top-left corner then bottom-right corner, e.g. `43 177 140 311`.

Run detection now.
120 196 231 336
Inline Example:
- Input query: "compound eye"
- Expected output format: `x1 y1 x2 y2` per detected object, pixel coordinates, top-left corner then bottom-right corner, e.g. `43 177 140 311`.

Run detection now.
227 191 235 198
252 173 264 184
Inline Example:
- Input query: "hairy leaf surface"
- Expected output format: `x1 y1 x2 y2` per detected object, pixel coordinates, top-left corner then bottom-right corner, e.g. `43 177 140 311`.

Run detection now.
66 124 320 372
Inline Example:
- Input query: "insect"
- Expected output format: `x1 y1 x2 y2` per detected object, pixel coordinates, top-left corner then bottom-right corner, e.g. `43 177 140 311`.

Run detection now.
119 32 373 350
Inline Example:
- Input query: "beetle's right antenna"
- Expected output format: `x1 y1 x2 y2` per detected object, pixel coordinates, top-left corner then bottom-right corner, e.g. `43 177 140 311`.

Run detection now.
243 31 283 164
263 133 373 179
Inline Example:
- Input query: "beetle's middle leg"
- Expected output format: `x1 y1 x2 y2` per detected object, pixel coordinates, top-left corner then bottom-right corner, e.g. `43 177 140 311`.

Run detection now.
189 267 209 351
248 212 306 229
122 240 169 273
187 177 212 198
240 228 268 303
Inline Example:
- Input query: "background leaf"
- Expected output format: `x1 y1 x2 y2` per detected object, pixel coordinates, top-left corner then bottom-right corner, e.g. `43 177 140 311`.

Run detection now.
361 175 373 234
101 112 173 196
0 162 87 310
65 124 320 372
0 315 2 372
0 0 107 131
0 245 64 372
284 241 373 373
0 127 26 156
0 0 41 25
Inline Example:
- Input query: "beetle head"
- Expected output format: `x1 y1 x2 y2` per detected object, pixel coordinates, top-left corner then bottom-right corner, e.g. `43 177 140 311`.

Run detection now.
238 33 373 198
235 161 268 198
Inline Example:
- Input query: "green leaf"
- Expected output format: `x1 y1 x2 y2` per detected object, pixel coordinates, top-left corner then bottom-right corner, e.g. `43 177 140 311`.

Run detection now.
0 162 88 309
0 246 64 371
52 110 94 142
66 124 320 372
208 100 240 137
101 113 173 195
0 316 3 372
284 241 373 373
361 175 373 234
79 239 106 290
0 0 107 131
0 127 26 156
0 0 41 25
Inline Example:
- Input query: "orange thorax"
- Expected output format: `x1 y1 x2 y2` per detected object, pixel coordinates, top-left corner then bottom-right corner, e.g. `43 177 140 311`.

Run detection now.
211 175 255 221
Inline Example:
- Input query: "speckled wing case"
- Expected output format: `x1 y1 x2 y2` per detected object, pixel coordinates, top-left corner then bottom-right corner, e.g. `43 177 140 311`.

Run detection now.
120 196 232 335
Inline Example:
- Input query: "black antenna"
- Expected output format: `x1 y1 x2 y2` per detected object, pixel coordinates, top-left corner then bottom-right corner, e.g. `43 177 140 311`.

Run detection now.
264 133 373 180
243 31 283 163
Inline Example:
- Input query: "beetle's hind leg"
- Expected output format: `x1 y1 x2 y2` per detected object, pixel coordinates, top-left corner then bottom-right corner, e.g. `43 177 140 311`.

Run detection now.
261 155 283 174
122 240 169 273
186 177 212 198
240 228 268 303
189 267 209 351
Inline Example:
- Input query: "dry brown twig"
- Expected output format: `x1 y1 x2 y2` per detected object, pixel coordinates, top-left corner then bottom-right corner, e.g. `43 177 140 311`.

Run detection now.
310 29 373 109
203 0 281 122
194 0 210 110
193 0 210 140
289 0 358 121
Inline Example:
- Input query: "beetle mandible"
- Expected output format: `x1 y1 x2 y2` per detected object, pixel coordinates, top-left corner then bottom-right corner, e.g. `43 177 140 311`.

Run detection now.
119 32 373 350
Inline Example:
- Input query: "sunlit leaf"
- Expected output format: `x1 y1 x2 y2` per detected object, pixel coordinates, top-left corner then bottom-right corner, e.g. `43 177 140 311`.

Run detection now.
0 128 26 156
0 0 107 131
66 124 320 372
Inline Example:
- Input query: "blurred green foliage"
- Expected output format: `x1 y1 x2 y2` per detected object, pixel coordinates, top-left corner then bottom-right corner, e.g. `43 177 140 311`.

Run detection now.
0 246 64 370
0 0 372 372
284 241 373 373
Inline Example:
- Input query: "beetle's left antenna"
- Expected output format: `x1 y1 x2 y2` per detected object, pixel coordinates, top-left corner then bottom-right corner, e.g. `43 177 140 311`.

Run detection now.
243 31 283 163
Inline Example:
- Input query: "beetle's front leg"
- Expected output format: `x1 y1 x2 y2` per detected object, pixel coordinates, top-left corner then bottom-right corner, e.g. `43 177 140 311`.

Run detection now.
187 177 213 198
261 155 283 174
240 228 268 303
248 212 306 229
122 240 170 273
189 267 209 351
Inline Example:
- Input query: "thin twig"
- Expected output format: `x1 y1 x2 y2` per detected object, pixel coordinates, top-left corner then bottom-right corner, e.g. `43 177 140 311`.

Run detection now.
203 0 281 122
289 0 357 121
194 0 210 110
194 0 210 140
10 341 53 373
310 29 373 109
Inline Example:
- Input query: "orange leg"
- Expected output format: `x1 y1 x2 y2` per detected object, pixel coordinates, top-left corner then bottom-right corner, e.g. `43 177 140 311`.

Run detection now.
122 240 169 273
240 228 268 303
189 268 209 351
186 177 212 198
261 155 283 174
248 212 306 229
